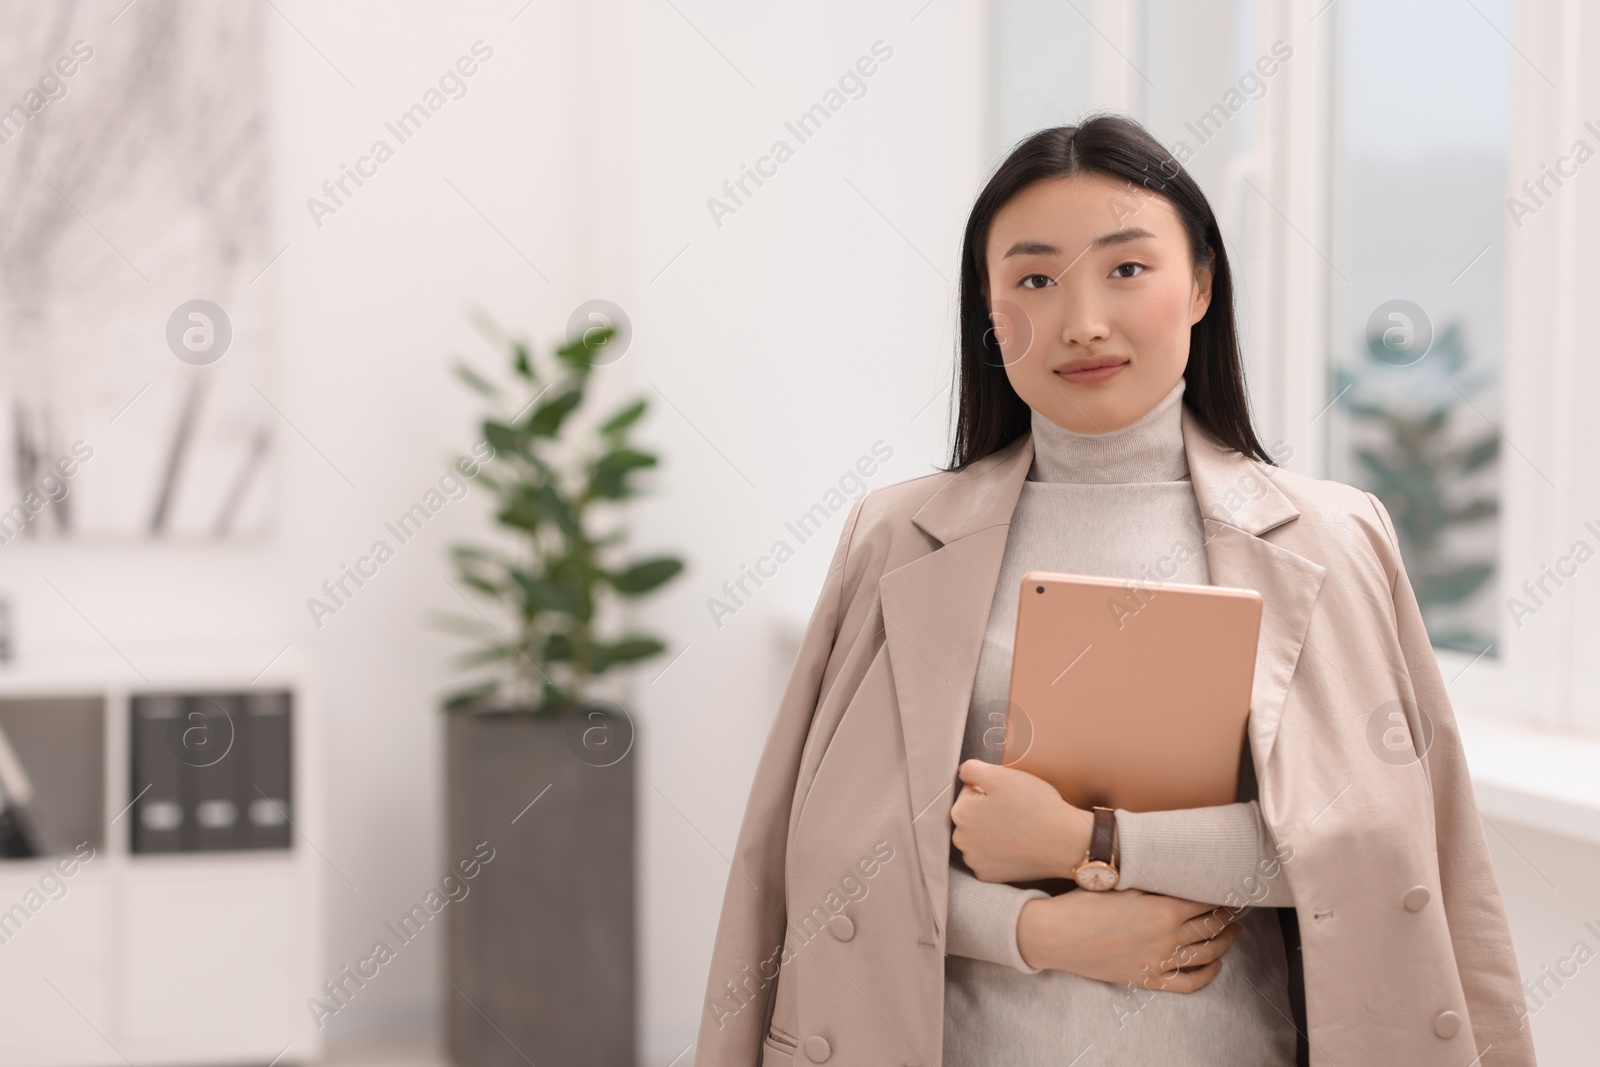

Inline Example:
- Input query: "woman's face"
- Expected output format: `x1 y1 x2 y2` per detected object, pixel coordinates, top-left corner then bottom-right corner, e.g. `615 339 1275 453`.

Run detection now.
983 171 1213 433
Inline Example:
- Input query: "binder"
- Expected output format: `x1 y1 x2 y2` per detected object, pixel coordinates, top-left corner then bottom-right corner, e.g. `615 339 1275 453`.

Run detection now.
0 721 43 858
131 695 185 853
188 693 242 851
243 690 292 850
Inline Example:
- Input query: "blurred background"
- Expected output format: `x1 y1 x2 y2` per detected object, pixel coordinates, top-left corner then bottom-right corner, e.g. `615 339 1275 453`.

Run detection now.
0 0 1597 1064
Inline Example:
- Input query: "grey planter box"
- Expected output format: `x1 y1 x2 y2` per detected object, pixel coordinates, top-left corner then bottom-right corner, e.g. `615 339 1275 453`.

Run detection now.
446 706 637 1067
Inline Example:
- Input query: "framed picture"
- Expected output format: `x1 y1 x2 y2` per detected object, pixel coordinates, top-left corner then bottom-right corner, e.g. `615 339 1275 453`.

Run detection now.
0 0 274 542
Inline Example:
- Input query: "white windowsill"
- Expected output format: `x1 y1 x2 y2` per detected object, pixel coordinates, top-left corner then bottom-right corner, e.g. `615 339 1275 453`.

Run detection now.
1455 708 1600 847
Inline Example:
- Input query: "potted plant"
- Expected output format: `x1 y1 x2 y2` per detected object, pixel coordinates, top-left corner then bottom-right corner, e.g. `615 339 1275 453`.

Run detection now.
432 312 682 1067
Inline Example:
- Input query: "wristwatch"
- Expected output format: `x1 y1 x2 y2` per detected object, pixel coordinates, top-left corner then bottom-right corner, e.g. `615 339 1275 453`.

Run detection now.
1071 806 1120 891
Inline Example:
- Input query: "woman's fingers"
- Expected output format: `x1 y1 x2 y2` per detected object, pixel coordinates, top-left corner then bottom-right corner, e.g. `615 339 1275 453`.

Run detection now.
1140 957 1223 993
1037 888 1250 992
1165 920 1241 970
1164 897 1242 944
1140 923 1241 992
1178 908 1240 945
1163 893 1242 924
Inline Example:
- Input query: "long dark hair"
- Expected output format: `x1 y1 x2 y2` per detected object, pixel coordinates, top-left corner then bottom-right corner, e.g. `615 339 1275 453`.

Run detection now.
946 112 1271 471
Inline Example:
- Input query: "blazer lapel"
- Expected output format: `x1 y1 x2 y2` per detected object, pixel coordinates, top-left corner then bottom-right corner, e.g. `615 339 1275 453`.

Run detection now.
1180 405 1327 775
879 435 1032 937
877 403 1326 936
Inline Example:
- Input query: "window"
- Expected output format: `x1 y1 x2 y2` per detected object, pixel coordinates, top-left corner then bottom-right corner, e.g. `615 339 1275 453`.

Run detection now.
1325 0 1513 656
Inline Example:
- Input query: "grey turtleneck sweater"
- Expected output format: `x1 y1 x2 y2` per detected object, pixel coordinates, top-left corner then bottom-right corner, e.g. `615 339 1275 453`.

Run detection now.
942 377 1298 1066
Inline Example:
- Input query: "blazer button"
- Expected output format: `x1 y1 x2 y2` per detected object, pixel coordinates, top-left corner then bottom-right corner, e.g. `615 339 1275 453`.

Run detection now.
805 1034 832 1061
828 914 855 941
1434 1010 1461 1038
1404 886 1431 912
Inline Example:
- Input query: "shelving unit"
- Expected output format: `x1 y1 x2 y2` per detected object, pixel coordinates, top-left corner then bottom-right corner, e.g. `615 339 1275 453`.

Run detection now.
0 645 323 1067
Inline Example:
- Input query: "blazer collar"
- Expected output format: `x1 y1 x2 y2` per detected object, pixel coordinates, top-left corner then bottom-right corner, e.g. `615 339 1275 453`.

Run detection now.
878 404 1327 940
910 404 1299 543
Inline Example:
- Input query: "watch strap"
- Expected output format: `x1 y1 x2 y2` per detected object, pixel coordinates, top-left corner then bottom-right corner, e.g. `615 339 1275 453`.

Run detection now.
1088 805 1116 866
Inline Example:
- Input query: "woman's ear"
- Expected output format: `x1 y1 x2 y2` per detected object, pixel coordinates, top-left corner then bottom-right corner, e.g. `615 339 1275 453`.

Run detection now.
1191 247 1215 324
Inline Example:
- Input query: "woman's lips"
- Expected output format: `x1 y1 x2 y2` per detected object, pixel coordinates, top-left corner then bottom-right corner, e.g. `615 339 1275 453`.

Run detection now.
1055 360 1128 384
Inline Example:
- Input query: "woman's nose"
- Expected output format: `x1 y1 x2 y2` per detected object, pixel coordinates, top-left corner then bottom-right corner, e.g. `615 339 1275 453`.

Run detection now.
1048 265 1112 346
1055 296 1111 347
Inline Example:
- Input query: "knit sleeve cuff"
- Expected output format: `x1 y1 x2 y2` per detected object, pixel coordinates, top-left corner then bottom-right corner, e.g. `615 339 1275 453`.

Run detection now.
1113 799 1292 907
945 862 1051 973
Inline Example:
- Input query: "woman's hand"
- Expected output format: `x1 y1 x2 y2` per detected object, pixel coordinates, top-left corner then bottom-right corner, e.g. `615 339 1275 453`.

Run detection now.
951 758 1093 883
1016 888 1244 992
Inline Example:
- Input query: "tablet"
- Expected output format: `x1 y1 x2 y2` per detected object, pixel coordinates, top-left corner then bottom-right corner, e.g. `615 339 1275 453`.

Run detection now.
999 569 1263 813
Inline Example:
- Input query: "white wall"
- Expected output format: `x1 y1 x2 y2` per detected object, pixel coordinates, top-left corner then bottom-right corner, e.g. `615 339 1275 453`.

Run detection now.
620 2 990 1058
1487 819 1600 1062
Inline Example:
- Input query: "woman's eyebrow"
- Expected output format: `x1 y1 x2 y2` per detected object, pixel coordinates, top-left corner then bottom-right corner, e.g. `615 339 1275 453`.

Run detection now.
1001 227 1158 258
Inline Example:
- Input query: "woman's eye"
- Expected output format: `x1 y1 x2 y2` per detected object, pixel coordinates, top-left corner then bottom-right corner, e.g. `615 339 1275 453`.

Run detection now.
1020 273 1055 289
1112 262 1146 279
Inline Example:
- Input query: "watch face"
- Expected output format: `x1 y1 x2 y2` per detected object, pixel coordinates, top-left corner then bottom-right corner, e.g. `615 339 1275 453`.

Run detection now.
1075 862 1119 891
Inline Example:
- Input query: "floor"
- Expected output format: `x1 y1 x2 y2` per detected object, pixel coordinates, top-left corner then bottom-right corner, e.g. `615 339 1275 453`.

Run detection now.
315 1037 450 1067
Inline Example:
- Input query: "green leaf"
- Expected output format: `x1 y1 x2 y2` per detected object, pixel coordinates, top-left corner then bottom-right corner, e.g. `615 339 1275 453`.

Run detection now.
483 419 523 456
496 497 542 532
511 484 580 539
496 483 576 537
591 636 666 672
599 398 647 436
544 556 592 617
608 557 684 595
453 360 500 398
589 448 657 499
1457 436 1499 473
543 631 575 663
556 325 615 368
527 389 584 437
456 574 502 597
509 568 579 617
471 469 508 495
513 341 534 381
452 644 526 669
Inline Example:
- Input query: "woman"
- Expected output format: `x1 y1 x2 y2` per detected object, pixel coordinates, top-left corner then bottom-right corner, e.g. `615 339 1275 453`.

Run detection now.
694 114 1534 1067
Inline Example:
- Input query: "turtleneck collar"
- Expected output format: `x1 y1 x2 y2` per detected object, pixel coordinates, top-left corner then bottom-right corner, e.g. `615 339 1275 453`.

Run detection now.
1027 376 1190 485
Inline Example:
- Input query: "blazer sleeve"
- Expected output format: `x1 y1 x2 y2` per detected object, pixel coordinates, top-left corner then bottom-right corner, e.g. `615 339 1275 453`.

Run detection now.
694 496 869 1067
1363 491 1537 1067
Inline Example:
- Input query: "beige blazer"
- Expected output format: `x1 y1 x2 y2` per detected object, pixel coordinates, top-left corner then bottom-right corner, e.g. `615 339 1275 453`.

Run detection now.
695 405 1535 1067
